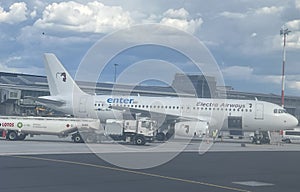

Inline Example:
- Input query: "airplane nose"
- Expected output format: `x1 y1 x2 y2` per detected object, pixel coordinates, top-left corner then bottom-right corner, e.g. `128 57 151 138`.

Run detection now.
287 115 299 128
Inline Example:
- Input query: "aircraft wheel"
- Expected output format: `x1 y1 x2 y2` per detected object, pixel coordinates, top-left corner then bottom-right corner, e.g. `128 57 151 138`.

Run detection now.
7 131 18 141
72 133 84 143
134 135 146 145
156 132 165 141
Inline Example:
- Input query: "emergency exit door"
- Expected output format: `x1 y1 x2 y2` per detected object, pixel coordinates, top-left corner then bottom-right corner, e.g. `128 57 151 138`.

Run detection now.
255 103 264 120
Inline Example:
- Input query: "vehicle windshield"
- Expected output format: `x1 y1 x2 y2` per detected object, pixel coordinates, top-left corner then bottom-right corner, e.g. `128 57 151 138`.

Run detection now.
141 121 151 129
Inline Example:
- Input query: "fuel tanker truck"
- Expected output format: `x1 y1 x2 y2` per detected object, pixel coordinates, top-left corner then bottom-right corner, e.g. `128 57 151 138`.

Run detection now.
0 116 100 141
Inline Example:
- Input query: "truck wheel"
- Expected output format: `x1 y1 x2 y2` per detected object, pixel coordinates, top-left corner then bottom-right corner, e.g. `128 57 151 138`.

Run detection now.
156 132 165 141
7 131 18 141
73 133 84 143
17 134 26 140
134 135 146 145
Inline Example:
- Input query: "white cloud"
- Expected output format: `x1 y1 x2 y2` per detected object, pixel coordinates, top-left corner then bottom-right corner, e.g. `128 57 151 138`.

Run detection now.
288 81 300 90
163 8 189 19
159 8 203 34
254 6 283 15
220 11 246 19
30 10 36 19
34 1 134 33
0 2 28 24
222 66 254 80
262 75 300 91
261 75 282 85
220 6 283 20
286 19 300 30
0 56 43 74
251 33 257 37
296 0 300 10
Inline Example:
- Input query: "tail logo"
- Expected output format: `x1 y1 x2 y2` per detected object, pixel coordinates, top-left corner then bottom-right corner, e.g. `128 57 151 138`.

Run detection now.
56 72 66 82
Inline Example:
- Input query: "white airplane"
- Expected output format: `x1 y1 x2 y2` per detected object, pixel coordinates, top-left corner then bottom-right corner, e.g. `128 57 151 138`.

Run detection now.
34 53 298 137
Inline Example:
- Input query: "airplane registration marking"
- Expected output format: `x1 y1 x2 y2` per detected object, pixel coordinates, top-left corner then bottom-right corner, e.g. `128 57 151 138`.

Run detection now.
12 155 251 192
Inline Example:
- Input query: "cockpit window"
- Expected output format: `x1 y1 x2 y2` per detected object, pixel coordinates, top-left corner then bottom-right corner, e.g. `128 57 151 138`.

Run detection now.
274 109 287 114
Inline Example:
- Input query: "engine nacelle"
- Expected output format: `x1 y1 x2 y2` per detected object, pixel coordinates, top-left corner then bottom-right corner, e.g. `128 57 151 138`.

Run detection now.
174 121 209 139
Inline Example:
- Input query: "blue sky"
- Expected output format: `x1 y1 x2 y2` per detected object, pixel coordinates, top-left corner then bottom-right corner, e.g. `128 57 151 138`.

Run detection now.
0 0 300 96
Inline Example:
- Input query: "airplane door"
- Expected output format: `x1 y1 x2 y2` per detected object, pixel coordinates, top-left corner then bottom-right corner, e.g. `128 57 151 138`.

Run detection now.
79 96 87 113
255 103 264 120
228 116 243 135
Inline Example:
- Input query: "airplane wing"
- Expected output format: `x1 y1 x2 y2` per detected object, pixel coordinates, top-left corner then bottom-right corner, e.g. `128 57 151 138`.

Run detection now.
111 105 207 123
25 96 65 106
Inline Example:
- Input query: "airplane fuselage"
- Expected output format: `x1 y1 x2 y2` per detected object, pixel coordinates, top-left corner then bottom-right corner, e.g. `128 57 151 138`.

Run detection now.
56 95 298 132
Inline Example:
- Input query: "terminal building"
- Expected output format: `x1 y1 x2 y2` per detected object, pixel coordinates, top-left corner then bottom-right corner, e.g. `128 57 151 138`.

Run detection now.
1 71 300 123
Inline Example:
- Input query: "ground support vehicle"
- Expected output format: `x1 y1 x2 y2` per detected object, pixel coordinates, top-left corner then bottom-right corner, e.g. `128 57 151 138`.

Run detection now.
0 116 100 141
280 128 300 143
250 131 271 144
100 117 156 145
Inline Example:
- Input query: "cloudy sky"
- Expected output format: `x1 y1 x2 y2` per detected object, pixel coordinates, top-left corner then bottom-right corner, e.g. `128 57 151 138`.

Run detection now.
0 0 300 96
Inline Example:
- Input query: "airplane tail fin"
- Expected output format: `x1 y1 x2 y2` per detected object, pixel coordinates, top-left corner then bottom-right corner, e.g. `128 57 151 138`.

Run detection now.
43 53 87 97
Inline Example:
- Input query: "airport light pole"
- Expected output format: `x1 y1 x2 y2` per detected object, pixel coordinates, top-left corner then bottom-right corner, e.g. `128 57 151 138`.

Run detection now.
114 63 118 83
280 26 291 107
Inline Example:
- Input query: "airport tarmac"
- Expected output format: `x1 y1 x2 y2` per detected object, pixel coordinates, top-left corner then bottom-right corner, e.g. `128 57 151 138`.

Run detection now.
1 138 300 192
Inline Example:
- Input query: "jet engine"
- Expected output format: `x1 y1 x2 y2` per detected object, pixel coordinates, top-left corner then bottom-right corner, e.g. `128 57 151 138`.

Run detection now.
174 121 209 139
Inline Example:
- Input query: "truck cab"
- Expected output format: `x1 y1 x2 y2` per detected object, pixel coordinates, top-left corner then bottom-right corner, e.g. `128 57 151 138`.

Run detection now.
105 117 156 145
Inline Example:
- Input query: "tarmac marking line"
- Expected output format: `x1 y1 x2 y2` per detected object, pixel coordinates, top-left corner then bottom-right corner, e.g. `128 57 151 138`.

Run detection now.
12 155 251 192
